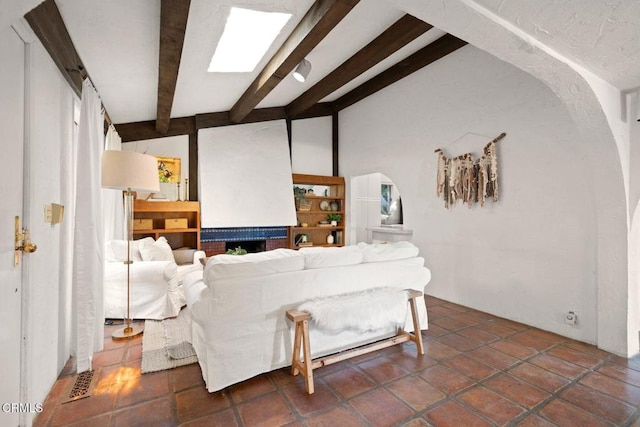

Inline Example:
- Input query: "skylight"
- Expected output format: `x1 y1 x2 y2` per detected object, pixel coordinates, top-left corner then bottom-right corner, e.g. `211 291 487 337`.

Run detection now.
208 7 292 73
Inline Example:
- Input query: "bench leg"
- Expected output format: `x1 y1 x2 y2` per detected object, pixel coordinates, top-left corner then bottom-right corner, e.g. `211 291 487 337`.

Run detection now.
408 296 424 355
289 315 315 394
301 318 314 394
291 321 303 376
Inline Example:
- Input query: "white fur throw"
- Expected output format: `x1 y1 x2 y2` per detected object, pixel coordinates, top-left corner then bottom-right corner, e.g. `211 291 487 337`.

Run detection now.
298 287 409 334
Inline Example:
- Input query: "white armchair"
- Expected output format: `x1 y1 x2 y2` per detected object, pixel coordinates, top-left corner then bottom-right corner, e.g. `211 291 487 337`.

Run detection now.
104 237 204 320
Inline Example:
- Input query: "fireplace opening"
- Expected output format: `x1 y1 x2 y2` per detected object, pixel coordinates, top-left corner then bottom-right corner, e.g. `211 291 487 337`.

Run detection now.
225 240 266 254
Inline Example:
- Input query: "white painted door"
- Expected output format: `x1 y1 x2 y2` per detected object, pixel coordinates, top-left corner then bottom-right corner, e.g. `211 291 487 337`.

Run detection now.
0 26 26 427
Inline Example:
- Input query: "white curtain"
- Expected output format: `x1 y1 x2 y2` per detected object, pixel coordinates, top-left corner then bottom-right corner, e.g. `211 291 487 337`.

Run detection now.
73 79 105 372
103 125 124 241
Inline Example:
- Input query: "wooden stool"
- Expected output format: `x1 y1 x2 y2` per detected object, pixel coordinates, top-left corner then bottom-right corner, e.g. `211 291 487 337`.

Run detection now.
286 289 424 394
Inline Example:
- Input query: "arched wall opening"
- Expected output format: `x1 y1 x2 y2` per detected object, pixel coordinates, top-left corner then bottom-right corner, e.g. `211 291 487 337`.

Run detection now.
349 173 408 245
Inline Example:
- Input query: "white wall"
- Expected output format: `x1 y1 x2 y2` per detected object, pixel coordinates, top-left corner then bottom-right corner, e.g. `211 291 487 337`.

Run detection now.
341 46 600 344
291 116 332 175
389 0 629 357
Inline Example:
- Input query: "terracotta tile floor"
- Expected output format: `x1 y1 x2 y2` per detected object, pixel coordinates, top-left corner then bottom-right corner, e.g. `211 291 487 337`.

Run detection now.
33 296 640 426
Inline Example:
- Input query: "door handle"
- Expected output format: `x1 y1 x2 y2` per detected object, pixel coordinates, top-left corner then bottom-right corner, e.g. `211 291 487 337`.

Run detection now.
14 216 37 266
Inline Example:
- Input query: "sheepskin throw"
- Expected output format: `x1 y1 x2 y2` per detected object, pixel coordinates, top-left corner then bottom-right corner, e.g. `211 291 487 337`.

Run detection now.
435 132 506 209
297 287 409 334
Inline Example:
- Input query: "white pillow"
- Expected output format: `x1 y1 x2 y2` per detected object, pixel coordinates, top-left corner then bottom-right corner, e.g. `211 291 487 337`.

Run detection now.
140 236 175 262
299 246 363 269
204 249 304 283
108 237 154 262
357 241 419 262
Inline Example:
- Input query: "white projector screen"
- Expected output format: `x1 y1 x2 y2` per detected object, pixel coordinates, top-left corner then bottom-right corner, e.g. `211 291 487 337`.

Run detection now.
198 121 297 228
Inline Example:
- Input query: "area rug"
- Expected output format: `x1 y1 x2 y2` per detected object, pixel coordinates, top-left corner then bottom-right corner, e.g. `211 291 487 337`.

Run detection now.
141 308 198 374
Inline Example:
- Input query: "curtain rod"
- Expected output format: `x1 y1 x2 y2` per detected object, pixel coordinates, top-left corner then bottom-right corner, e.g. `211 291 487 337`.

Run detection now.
434 132 507 153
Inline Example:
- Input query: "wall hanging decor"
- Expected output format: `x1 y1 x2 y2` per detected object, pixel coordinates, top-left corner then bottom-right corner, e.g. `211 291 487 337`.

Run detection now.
435 132 506 209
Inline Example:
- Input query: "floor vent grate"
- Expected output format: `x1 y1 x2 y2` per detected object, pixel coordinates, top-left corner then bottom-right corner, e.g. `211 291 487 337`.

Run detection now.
62 370 96 403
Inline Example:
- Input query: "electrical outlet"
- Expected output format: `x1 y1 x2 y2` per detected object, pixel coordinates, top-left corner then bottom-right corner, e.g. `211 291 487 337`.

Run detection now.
564 311 577 325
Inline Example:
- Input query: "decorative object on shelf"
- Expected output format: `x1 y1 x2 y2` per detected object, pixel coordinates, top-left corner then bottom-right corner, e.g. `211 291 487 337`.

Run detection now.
294 233 308 246
177 181 182 201
156 156 181 183
133 218 153 230
294 186 311 211
326 234 334 244
185 178 189 201
435 132 505 209
101 150 160 340
226 246 247 255
165 218 188 229
326 213 342 226
319 200 329 211
330 200 339 211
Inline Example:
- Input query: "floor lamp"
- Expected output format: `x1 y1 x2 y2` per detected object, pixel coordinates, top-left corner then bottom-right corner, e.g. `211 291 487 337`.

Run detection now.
101 150 160 339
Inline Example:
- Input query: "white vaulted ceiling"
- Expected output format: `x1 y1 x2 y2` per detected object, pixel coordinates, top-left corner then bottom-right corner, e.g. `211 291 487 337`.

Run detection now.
55 0 446 123
16 0 640 125
471 0 640 91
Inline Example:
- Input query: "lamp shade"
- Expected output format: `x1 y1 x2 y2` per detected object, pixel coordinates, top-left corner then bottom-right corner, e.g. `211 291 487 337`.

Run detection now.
293 58 311 82
101 150 160 192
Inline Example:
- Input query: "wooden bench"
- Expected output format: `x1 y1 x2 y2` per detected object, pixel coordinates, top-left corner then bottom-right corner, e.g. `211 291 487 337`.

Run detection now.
286 289 424 394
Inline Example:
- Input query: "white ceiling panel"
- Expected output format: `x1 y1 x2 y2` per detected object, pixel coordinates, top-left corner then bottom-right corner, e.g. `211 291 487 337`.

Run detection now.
258 0 407 108
171 0 315 117
47 0 640 125
57 0 161 123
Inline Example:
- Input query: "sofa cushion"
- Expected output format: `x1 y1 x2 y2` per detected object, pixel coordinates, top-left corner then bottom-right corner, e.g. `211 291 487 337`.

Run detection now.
357 241 419 262
204 249 304 283
107 237 154 262
299 245 363 269
140 236 175 262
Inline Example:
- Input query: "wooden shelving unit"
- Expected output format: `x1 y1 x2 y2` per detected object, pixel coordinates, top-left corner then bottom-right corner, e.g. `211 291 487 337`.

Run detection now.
288 174 345 249
133 200 201 249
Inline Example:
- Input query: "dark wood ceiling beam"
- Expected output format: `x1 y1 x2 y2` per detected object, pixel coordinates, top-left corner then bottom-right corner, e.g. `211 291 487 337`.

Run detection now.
25 0 87 97
333 33 467 111
117 103 336 142
229 0 360 123
116 117 196 142
196 107 287 130
286 14 432 118
289 102 336 119
156 0 191 134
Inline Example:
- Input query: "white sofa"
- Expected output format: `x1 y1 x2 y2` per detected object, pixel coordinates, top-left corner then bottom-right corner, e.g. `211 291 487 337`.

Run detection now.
104 237 205 320
183 242 431 392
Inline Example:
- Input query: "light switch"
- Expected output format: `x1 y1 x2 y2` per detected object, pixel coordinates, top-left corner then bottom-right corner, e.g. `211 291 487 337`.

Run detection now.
44 204 52 224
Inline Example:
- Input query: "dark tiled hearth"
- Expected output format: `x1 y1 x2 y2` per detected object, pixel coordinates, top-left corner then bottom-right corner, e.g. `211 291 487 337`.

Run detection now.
34 296 640 426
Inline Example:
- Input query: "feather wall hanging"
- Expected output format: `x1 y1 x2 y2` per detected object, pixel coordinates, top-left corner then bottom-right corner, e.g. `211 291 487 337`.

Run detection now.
435 132 506 209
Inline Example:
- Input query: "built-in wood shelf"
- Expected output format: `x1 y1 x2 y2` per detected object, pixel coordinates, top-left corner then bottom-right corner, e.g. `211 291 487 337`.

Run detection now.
289 174 346 249
133 200 201 249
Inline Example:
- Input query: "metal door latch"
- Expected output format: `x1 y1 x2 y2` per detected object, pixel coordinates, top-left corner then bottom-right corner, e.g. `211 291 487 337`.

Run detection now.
15 216 37 266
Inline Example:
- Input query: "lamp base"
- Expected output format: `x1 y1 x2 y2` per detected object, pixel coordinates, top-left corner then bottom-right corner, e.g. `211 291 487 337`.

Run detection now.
112 324 144 340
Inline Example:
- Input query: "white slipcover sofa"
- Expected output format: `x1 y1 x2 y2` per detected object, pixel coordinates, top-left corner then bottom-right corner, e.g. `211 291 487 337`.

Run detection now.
183 242 431 392
104 237 205 320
